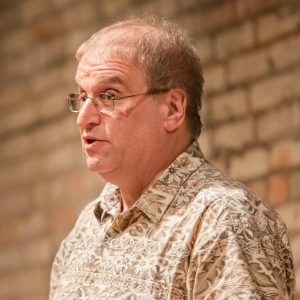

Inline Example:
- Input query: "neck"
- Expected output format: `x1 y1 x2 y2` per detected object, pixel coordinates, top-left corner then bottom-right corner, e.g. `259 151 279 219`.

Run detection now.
115 136 192 211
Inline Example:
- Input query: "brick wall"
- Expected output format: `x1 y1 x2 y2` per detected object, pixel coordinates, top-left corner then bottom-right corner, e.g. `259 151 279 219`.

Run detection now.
0 0 299 298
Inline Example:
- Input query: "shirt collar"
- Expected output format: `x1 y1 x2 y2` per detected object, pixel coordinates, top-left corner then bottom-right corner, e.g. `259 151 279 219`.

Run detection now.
94 140 205 223
136 140 205 222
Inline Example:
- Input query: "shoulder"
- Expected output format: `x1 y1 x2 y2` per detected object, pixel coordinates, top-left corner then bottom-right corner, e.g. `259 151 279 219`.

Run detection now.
186 161 287 240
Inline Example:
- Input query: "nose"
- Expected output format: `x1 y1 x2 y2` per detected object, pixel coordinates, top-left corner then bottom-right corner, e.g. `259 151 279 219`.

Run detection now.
76 98 102 129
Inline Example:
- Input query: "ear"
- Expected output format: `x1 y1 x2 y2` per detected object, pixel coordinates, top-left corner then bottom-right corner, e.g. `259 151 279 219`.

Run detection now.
163 89 187 133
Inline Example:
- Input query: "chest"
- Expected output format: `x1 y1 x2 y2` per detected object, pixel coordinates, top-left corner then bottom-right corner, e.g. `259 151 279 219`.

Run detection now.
58 213 195 299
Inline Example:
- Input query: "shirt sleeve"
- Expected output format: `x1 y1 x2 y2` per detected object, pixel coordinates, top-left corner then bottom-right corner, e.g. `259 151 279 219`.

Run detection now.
186 195 295 299
49 197 101 299
49 237 68 299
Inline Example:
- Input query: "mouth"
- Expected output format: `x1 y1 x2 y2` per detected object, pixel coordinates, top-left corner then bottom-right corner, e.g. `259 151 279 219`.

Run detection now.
85 138 96 145
82 136 106 148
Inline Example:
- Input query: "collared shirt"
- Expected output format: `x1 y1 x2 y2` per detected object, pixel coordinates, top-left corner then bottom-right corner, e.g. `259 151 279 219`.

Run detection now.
50 141 295 299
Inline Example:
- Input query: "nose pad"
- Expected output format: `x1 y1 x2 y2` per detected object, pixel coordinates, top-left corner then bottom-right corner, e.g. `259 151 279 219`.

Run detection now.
77 98 101 128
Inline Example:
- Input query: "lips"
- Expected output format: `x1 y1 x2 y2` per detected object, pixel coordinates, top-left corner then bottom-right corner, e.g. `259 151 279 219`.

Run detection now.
83 135 97 144
82 135 107 150
85 138 96 145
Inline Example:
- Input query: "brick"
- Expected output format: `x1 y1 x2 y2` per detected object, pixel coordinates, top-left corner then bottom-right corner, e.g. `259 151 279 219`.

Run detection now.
270 33 300 70
213 118 254 151
29 14 64 42
203 64 226 93
198 128 212 158
32 166 99 209
215 21 255 59
229 147 269 181
290 234 300 267
257 104 298 142
52 0 77 9
14 212 48 242
95 0 133 16
27 36 68 72
271 138 300 170
36 89 68 121
178 0 242 36
250 67 300 112
295 268 300 298
62 1 98 29
0 188 31 219
200 95 211 126
42 141 82 178
0 28 27 57
0 80 29 110
20 0 52 23
0 102 37 136
0 51 30 83
0 237 51 272
1 2 300 300
64 28 92 57
211 88 248 122
132 0 179 17
195 36 214 65
177 0 208 11
30 67 67 96
247 178 268 200
0 211 47 246
46 203 79 243
268 174 288 206
3 267 49 298
0 156 40 191
31 115 79 153
240 0 287 16
289 170 300 200
1 132 34 163
257 2 300 43
228 50 270 85
0 5 21 36
210 156 227 174
277 202 300 234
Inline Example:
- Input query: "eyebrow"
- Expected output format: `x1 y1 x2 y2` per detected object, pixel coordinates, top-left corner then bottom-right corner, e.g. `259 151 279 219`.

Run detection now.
101 76 124 85
98 76 131 91
75 74 129 91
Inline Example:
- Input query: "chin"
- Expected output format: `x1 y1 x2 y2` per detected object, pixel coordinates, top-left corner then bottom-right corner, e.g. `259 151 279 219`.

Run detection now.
85 156 116 175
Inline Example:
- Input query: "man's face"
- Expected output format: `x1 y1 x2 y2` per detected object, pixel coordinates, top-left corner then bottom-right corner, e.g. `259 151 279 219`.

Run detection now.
75 52 166 180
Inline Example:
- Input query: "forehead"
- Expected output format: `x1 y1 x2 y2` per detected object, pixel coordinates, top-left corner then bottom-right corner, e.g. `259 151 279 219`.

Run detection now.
75 50 146 91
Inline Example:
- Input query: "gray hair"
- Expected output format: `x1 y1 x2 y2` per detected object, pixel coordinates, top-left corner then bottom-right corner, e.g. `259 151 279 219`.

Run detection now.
76 16 204 138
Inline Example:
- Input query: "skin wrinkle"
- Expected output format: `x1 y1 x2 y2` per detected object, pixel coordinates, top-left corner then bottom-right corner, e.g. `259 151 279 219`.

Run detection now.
50 18 295 300
76 54 189 209
75 57 138 93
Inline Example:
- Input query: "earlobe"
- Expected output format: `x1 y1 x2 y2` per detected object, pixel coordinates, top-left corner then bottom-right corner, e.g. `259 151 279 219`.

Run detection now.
163 89 187 132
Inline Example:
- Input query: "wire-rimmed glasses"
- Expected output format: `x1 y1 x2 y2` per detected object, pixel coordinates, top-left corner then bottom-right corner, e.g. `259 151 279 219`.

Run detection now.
67 88 169 113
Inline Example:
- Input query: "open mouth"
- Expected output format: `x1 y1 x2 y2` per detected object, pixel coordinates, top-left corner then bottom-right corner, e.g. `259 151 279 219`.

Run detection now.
86 139 96 145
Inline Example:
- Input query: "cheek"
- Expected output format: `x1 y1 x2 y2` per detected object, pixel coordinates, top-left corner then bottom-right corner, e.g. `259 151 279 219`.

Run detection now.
107 101 165 145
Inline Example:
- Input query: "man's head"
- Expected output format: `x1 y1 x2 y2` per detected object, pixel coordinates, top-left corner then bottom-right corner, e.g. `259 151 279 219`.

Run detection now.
76 17 204 138
73 17 204 185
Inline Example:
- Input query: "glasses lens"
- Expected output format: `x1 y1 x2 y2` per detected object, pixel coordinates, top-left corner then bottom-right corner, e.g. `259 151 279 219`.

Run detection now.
67 93 80 112
67 93 115 113
96 94 114 112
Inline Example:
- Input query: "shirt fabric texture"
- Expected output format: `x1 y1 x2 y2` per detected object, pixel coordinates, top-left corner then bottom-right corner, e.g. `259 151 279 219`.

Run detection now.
50 140 295 299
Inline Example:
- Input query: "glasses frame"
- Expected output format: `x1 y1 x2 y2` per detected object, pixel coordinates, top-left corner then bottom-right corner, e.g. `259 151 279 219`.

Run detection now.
67 88 170 113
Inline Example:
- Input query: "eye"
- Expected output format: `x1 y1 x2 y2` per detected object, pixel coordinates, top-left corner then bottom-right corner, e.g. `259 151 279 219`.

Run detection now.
78 92 88 103
100 92 118 101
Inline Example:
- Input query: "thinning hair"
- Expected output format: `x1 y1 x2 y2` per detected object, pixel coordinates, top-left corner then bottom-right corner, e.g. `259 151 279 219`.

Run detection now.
76 16 204 138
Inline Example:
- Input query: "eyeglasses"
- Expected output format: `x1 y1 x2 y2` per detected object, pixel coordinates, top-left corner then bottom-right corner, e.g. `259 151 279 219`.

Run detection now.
67 88 169 113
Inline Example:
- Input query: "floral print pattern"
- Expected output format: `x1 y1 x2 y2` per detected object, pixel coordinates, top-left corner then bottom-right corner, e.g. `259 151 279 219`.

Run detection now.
50 141 294 299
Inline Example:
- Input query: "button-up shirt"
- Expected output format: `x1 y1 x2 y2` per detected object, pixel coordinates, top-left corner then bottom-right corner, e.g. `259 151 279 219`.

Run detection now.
50 141 295 299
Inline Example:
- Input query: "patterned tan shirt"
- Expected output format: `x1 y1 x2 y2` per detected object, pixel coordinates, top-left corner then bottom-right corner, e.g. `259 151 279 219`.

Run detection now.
50 141 295 299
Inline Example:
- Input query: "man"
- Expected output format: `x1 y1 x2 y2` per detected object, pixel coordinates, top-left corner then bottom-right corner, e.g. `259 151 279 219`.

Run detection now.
50 17 295 299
